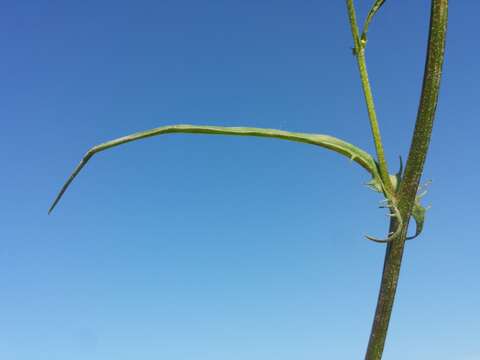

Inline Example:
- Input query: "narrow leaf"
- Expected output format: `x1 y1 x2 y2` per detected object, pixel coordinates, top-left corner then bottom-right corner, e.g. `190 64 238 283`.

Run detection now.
49 124 379 213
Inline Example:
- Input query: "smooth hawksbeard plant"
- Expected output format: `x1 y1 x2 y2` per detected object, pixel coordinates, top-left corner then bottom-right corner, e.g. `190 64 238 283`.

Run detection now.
49 1 448 359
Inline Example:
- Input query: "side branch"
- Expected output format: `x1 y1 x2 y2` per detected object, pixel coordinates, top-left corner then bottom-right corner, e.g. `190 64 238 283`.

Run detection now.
361 0 387 44
346 0 394 196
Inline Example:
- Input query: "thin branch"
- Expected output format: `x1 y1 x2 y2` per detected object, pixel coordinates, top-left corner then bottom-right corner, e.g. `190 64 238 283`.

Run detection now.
361 0 387 44
346 0 394 197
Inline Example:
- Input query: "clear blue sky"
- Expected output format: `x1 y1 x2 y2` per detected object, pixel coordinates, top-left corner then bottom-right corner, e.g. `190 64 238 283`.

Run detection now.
1 1 478 359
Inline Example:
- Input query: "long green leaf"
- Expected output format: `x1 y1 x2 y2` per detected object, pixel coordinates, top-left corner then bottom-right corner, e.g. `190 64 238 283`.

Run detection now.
49 124 402 243
49 124 380 214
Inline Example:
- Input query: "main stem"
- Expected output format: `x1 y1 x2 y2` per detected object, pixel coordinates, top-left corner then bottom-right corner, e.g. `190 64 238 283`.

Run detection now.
365 1 448 359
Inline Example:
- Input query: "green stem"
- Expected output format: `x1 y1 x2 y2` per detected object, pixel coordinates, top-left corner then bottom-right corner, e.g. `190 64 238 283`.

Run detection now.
365 1 448 359
346 0 393 195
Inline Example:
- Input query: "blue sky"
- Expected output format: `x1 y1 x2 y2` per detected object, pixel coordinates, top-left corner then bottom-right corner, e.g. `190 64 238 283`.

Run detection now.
1 1 479 359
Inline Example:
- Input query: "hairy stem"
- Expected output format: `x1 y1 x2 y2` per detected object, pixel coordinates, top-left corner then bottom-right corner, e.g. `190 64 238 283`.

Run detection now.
365 1 448 359
346 0 394 195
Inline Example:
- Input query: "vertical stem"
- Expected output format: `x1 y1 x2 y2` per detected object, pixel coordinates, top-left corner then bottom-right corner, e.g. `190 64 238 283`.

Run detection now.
346 0 393 194
365 1 448 359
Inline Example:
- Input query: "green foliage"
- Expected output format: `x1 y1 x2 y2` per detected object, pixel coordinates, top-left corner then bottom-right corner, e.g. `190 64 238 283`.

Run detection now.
49 1 448 359
366 158 428 241
48 124 400 241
